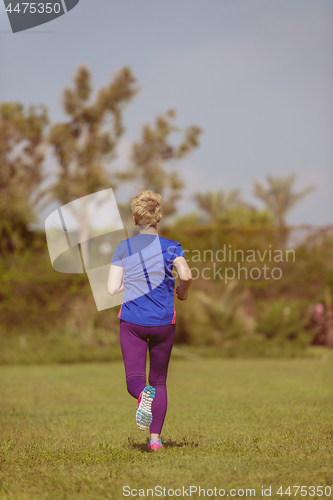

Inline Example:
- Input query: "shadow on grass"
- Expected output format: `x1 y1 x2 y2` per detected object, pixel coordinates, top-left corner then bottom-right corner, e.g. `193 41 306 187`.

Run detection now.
128 437 199 452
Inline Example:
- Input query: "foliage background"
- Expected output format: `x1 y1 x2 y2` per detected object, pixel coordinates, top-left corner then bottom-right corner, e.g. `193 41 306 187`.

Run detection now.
1 66 333 364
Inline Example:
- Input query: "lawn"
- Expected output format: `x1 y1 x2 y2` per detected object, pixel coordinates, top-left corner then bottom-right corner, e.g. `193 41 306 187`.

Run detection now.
0 357 332 499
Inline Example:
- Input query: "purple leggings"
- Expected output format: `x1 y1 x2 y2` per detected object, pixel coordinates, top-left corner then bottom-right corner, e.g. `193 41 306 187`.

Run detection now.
119 320 175 434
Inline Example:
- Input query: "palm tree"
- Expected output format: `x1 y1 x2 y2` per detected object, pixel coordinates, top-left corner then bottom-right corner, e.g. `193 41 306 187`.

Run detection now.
193 189 244 224
193 189 245 253
253 174 314 229
197 283 246 345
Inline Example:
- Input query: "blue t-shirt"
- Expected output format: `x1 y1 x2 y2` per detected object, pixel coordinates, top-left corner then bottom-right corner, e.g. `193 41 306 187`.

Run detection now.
111 234 185 326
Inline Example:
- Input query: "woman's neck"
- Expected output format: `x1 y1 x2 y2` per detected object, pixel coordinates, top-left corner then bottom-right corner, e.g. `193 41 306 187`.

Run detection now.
138 225 158 235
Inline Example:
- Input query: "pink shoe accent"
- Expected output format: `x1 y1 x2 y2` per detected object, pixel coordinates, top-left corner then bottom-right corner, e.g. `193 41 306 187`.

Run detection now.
147 439 163 451
136 390 143 410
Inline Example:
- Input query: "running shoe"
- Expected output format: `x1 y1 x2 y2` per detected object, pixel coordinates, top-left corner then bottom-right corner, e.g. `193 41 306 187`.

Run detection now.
136 385 155 431
147 439 163 451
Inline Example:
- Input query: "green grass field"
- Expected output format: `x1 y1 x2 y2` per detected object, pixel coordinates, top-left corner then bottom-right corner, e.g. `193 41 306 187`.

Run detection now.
0 358 332 499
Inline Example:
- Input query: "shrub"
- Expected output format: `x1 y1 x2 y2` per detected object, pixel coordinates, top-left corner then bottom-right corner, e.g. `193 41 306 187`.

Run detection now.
196 282 246 346
255 299 309 344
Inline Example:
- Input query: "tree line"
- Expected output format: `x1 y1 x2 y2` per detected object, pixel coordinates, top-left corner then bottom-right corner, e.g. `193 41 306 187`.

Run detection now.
0 64 315 258
3 64 332 356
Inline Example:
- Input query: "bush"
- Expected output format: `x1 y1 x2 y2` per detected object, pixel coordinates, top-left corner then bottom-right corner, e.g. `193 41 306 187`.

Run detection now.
174 292 217 346
197 285 246 345
255 299 310 345
173 282 248 347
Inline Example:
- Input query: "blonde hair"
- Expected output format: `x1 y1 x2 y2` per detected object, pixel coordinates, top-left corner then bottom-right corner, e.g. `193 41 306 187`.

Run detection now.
131 190 162 227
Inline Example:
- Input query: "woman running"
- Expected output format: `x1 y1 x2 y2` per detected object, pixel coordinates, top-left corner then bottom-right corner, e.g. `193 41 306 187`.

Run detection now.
107 190 192 451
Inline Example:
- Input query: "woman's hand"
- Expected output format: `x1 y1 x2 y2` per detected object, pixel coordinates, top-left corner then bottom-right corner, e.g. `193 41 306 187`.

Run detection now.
176 286 188 301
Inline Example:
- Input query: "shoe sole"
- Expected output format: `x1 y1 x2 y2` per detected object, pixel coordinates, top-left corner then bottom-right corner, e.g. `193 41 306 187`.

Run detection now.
147 441 163 451
136 385 155 431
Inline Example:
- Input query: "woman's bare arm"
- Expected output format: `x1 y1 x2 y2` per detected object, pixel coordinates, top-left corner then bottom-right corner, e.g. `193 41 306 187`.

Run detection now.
173 256 192 300
107 264 124 295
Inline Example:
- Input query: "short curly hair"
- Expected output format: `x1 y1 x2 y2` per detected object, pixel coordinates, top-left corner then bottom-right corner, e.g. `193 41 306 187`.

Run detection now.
131 190 162 227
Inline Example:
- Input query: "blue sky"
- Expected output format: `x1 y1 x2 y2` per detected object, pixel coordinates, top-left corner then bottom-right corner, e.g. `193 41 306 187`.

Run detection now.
1 0 332 226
